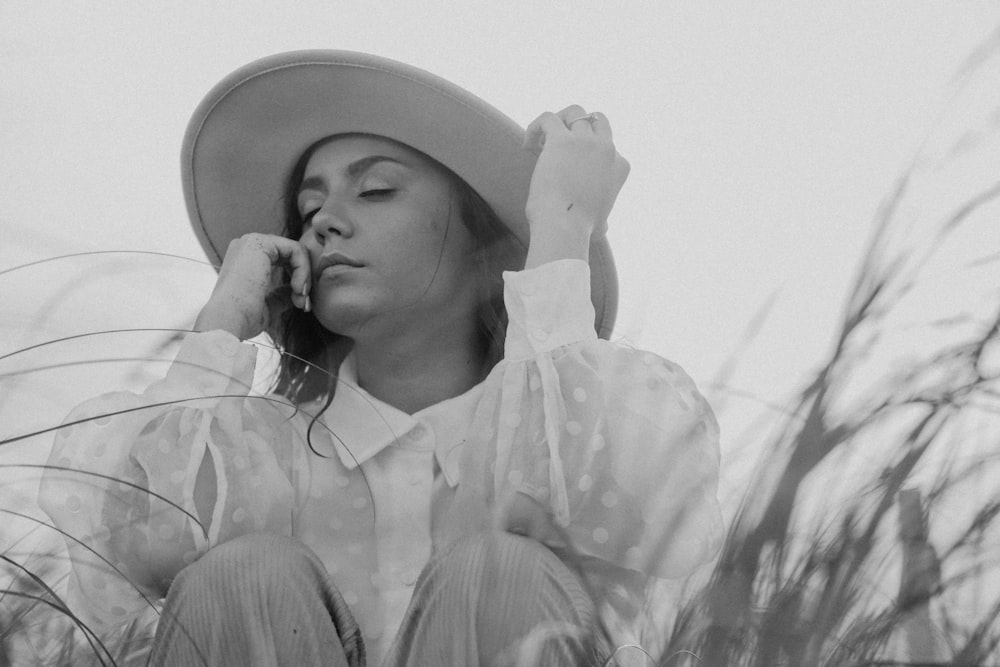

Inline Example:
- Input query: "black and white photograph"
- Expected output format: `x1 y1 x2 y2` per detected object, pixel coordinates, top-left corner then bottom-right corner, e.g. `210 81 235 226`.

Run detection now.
1 3 998 665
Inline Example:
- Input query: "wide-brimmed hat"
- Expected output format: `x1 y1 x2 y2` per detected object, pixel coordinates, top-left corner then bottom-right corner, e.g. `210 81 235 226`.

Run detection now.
181 49 617 338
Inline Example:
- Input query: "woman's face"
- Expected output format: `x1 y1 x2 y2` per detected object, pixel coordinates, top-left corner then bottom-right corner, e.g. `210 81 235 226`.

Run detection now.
295 135 479 340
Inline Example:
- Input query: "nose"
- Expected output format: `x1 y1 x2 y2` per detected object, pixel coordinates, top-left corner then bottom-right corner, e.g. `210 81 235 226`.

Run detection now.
311 205 353 241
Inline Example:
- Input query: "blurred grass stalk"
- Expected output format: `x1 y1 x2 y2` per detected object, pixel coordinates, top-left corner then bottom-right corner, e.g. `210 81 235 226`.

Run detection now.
656 25 1000 667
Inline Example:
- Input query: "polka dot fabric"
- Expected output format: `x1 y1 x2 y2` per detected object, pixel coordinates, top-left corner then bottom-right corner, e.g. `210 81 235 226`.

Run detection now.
39 331 305 635
37 259 723 659
449 264 723 579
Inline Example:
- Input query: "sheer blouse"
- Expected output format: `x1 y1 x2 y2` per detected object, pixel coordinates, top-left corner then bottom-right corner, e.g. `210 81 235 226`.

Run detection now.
39 259 723 663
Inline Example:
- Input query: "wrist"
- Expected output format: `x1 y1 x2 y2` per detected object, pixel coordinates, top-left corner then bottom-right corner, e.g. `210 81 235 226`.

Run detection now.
524 210 594 269
194 293 262 340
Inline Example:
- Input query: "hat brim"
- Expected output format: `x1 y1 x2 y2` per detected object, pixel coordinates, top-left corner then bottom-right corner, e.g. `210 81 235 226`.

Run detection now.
181 50 617 338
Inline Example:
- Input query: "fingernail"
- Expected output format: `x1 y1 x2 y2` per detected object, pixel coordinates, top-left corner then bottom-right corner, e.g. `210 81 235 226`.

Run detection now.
304 295 311 312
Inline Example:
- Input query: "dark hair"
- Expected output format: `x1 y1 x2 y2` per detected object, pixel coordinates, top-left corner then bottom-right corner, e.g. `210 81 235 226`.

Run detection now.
268 135 526 406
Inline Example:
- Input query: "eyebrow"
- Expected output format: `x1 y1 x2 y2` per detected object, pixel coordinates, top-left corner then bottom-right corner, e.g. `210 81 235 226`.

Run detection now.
297 155 409 197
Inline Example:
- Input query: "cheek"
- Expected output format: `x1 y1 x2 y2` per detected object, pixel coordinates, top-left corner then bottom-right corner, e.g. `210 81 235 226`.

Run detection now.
375 205 470 287
389 239 439 286
440 221 477 273
394 218 450 265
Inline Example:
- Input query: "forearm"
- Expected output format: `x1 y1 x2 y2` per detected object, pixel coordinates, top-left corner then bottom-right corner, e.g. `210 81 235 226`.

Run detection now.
194 294 263 340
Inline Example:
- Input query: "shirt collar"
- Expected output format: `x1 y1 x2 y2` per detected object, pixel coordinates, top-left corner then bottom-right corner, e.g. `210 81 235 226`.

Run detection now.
321 354 483 486
420 378 483 487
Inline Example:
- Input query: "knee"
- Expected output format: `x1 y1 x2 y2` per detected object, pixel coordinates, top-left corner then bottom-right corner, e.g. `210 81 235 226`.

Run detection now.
203 532 315 567
423 532 600 662
170 533 320 595
433 531 590 610
438 531 562 584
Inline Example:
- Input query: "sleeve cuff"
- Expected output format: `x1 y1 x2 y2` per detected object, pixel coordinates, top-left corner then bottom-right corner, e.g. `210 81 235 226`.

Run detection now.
503 259 598 360
163 330 257 399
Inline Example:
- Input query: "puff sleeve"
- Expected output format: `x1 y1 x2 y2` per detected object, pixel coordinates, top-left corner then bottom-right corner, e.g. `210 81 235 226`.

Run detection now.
37 330 308 632
452 260 723 579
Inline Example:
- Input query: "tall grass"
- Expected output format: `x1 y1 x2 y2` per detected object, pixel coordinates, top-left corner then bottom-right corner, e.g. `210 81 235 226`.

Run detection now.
650 26 1000 666
2 28 999 667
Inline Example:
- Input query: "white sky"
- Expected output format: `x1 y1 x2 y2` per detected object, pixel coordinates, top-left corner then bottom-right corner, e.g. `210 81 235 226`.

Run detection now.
2 1 999 593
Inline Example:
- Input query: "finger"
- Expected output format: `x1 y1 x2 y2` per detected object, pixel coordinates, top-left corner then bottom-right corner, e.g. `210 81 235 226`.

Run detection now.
557 104 596 134
554 104 587 124
615 152 631 182
268 237 313 308
286 241 313 300
524 111 571 152
588 110 613 141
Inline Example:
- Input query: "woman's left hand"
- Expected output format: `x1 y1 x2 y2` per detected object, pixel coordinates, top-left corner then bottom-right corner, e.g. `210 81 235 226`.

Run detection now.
497 491 564 546
522 106 629 267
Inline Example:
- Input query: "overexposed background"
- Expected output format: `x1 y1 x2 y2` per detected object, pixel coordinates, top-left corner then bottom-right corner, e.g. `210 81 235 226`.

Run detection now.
3 1 997 489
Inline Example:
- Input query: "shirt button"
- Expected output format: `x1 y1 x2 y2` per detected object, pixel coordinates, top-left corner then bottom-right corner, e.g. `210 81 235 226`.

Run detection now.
401 570 420 586
407 474 423 486
519 283 536 296
532 329 549 342
410 425 426 440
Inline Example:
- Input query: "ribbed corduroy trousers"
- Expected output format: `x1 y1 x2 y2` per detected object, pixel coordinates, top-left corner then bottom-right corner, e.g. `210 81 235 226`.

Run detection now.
148 532 608 667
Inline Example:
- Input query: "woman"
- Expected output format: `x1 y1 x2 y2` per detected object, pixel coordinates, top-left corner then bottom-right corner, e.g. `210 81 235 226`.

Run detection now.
39 50 722 666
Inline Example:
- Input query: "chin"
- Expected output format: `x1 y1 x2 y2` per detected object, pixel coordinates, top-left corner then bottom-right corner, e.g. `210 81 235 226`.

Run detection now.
311 297 380 338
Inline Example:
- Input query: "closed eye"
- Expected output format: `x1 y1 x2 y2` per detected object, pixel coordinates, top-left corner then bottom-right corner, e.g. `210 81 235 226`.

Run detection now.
359 189 395 199
301 209 320 225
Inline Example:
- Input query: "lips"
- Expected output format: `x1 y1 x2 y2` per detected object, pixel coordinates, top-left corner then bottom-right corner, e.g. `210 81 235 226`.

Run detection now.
314 252 363 276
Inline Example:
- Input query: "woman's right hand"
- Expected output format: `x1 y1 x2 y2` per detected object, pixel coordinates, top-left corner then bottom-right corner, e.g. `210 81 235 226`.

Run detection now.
522 105 629 269
194 233 312 340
